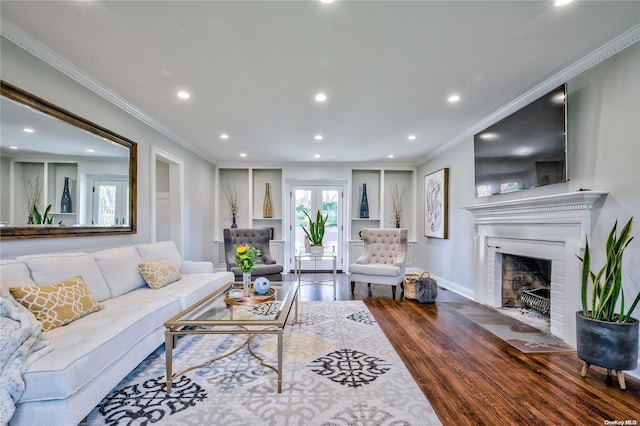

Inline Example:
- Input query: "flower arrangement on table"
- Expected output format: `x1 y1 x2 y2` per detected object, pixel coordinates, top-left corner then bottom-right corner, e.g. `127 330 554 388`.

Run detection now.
235 244 261 273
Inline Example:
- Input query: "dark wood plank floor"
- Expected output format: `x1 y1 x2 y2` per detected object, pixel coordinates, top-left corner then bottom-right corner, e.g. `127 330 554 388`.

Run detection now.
295 272 640 425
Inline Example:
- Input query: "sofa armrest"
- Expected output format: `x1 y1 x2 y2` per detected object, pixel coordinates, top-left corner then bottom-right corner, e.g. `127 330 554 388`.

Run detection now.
180 261 214 274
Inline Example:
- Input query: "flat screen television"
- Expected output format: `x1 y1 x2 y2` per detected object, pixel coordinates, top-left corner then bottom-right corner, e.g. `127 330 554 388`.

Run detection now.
474 84 567 197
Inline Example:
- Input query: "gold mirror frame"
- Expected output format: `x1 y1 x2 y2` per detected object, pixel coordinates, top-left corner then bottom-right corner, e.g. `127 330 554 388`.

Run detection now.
0 81 137 240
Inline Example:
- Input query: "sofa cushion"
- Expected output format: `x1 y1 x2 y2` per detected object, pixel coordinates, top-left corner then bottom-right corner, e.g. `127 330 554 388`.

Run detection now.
135 241 182 269
0 259 36 297
19 290 181 402
150 271 234 309
93 246 145 297
138 259 181 289
9 276 102 332
16 253 111 302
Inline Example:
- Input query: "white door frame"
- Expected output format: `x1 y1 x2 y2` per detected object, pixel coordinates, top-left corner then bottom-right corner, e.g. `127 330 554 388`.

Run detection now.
150 146 184 254
286 179 347 272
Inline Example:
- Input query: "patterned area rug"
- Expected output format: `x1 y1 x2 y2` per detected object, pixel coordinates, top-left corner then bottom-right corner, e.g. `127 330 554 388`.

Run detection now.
80 301 441 425
443 302 575 353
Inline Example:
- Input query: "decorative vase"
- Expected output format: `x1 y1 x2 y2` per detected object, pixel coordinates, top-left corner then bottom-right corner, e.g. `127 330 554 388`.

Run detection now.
27 215 34 225
242 272 252 296
576 311 639 371
395 220 401 228
263 183 273 218
60 177 72 213
310 245 324 254
231 214 238 228
359 183 369 218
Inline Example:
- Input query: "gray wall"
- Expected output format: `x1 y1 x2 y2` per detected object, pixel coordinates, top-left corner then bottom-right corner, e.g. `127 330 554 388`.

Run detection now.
0 38 217 262
416 41 640 376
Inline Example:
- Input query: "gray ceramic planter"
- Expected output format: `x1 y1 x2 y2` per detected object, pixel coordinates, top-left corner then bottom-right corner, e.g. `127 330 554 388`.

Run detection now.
576 311 639 371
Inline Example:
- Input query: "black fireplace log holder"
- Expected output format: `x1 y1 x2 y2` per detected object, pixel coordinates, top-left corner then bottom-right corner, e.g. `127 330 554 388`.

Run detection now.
521 288 551 315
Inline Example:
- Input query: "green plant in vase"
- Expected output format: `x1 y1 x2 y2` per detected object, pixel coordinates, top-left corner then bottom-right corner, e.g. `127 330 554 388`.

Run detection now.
302 210 328 253
575 217 639 389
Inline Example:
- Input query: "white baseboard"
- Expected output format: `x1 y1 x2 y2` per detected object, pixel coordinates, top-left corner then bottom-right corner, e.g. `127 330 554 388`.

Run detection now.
431 274 475 300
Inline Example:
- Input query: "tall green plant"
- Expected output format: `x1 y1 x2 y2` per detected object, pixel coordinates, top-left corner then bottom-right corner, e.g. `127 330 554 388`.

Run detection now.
301 210 328 245
577 217 639 323
32 204 54 224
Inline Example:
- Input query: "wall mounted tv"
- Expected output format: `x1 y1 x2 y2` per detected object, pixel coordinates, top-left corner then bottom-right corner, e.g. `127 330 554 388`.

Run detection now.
474 84 567 197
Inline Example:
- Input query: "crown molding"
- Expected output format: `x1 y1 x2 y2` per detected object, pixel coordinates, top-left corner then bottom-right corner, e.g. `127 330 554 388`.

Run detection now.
1 18 216 164
416 23 640 166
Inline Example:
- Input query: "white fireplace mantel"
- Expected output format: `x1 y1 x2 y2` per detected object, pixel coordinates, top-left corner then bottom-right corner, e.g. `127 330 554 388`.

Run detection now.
464 191 608 221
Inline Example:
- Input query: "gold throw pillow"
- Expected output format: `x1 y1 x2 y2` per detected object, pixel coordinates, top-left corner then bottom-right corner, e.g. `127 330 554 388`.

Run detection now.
138 259 181 289
10 276 103 332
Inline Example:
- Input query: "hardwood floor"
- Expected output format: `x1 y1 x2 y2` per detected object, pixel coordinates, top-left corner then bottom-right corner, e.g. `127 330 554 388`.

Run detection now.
295 273 640 425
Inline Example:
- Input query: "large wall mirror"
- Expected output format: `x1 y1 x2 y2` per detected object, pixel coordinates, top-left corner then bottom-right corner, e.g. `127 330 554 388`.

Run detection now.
0 81 137 239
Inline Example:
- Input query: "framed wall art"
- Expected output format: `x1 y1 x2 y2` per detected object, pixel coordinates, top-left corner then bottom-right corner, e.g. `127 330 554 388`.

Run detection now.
424 168 449 239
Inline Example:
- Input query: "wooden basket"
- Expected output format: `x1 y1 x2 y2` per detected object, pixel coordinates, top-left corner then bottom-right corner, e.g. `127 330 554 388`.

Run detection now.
404 272 430 300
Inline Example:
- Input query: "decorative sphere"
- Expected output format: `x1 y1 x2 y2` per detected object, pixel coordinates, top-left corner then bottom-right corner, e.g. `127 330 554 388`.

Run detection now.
253 277 271 295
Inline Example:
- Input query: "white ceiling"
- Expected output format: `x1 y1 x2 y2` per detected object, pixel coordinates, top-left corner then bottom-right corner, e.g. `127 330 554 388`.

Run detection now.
2 1 640 166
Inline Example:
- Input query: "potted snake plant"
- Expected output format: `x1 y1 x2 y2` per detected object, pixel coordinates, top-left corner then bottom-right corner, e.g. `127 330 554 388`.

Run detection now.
302 210 328 254
576 217 639 388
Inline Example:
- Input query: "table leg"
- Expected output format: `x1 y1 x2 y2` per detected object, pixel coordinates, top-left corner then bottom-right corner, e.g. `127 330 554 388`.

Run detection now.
165 330 173 392
332 257 337 300
277 333 283 393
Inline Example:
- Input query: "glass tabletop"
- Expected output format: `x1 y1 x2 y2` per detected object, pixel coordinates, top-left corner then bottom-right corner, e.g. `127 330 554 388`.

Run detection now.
165 281 297 327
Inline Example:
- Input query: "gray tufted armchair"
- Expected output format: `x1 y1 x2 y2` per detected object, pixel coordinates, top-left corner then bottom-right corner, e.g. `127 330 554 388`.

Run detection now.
349 228 408 299
223 228 284 281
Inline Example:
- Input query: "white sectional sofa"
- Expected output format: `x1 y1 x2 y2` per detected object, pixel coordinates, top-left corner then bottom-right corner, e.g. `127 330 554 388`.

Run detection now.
0 241 234 426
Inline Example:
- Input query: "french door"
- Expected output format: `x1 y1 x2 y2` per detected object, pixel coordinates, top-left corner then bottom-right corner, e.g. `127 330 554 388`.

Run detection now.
91 179 129 225
289 183 344 271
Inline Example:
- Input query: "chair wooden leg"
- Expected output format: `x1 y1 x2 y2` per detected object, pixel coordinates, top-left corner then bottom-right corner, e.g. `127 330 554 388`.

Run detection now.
580 361 590 377
351 281 355 294
391 285 396 300
615 370 627 390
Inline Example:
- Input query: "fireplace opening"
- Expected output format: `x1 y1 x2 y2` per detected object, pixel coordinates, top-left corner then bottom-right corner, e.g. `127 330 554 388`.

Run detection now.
501 254 551 314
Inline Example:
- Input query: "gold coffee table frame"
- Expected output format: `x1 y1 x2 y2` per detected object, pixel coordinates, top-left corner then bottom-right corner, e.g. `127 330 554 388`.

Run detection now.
163 281 298 393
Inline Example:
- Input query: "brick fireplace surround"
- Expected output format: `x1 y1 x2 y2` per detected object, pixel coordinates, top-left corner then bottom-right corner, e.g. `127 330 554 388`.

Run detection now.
466 191 607 347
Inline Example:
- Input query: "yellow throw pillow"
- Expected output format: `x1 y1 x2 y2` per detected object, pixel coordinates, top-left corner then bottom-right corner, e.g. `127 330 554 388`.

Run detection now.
138 259 181 289
9 276 103 332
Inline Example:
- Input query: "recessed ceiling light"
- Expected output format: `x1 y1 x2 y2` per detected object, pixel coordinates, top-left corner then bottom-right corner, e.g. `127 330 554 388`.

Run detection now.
240 153 247 157
388 155 395 159
448 94 461 103
314 134 323 141
407 135 416 141
86 149 95 153
319 0 335 3
9 146 18 150
315 93 327 102
220 133 229 140
314 154 321 158
22 127 34 133
554 0 573 6
480 132 497 140
177 91 190 99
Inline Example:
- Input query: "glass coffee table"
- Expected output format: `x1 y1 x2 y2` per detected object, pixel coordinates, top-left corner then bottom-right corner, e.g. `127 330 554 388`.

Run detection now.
163 281 298 393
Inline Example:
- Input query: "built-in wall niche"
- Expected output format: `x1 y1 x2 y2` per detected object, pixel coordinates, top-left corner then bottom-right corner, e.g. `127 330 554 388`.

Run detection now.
382 170 412 230
217 167 283 240
351 169 381 239
11 161 79 226
350 169 414 240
